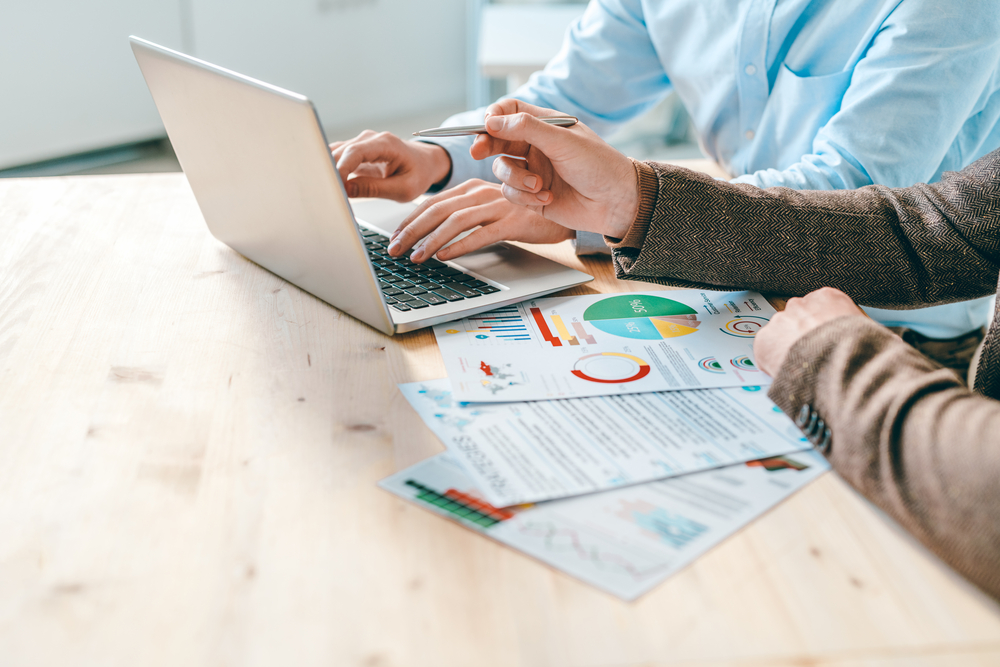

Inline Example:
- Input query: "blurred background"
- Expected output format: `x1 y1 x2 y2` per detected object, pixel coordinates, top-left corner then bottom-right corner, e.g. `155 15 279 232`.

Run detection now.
0 0 702 179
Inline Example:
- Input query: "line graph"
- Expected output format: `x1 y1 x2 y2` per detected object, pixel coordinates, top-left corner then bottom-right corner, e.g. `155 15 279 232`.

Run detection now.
514 520 669 581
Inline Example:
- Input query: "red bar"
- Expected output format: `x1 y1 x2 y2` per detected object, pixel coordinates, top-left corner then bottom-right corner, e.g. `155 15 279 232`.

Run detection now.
444 489 515 520
530 307 562 347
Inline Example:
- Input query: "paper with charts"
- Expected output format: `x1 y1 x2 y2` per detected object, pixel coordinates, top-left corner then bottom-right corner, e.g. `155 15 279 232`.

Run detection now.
400 379 811 507
379 451 829 600
433 289 776 403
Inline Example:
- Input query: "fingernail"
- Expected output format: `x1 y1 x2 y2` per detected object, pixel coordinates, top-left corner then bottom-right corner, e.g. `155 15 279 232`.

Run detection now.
536 192 550 203
387 240 400 255
411 246 424 261
524 175 538 189
347 183 358 197
486 116 504 132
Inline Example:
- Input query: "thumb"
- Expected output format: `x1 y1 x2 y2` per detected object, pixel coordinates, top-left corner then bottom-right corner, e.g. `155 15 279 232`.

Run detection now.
484 113 581 160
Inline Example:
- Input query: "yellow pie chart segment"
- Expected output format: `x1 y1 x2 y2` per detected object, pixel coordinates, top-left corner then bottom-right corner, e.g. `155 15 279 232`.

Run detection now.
651 318 700 338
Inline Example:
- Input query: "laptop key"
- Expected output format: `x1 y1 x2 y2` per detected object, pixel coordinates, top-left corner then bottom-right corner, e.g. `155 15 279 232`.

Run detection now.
407 300 430 309
440 282 482 298
417 293 447 305
423 259 447 269
403 286 427 295
429 287 464 302
475 285 501 294
390 303 411 312
382 287 403 296
383 274 404 283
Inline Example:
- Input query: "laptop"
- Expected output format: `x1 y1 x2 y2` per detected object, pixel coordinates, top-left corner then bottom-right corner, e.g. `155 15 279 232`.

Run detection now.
129 36 592 335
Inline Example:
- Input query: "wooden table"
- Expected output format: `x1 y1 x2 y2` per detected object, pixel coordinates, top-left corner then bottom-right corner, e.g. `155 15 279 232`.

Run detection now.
2 167 999 667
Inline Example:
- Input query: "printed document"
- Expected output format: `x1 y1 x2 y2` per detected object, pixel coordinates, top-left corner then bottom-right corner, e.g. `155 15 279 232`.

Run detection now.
400 378 810 507
379 451 830 600
433 290 776 402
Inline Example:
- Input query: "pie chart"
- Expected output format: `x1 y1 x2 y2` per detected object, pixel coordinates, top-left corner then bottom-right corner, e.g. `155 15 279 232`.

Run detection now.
582 295 701 340
572 353 651 383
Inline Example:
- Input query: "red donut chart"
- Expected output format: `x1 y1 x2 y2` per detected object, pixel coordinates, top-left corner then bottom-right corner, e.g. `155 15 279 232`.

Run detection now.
571 352 652 384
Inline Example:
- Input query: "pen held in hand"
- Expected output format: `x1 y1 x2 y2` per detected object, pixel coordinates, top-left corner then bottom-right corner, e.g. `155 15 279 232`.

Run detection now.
412 115 579 137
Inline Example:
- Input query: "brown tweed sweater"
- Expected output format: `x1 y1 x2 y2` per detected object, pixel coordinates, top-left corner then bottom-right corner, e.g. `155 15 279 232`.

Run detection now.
609 151 1000 601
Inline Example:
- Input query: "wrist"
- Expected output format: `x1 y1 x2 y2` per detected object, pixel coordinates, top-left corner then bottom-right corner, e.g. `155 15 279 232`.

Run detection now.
414 141 453 192
603 158 641 238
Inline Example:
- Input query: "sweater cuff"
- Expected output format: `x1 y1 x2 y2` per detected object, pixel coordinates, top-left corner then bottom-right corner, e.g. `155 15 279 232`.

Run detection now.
605 159 658 250
767 315 884 419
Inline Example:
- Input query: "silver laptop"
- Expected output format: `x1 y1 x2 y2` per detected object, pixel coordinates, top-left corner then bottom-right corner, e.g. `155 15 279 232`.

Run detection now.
129 36 592 335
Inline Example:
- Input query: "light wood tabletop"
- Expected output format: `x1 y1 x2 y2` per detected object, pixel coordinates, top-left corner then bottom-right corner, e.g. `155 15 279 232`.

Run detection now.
2 166 999 667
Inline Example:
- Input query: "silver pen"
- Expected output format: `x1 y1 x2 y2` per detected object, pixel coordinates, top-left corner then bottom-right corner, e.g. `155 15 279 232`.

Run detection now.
412 115 579 137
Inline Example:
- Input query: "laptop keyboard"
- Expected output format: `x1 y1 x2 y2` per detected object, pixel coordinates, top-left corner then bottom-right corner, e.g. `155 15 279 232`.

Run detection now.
360 229 501 313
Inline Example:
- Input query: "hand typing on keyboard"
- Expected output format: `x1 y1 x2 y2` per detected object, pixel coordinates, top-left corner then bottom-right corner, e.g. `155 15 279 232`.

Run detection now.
360 229 500 312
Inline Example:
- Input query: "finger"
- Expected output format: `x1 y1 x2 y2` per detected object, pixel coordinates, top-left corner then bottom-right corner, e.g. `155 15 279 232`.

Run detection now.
501 182 551 207
469 132 530 162
483 113 584 159
336 140 387 182
330 129 377 161
410 201 508 262
436 214 513 260
492 156 543 193
335 133 399 185
484 99 553 120
387 187 489 257
345 175 418 202
389 180 482 244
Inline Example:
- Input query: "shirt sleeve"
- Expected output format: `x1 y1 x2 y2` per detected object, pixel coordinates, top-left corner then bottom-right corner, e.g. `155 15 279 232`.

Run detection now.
732 0 1000 190
421 0 672 191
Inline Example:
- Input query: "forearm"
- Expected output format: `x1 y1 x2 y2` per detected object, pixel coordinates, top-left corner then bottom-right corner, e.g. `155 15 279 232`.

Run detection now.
611 156 1000 308
419 108 497 190
768 316 1000 600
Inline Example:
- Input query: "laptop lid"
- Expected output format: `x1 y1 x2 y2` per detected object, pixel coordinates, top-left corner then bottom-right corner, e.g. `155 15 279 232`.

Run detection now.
129 36 396 335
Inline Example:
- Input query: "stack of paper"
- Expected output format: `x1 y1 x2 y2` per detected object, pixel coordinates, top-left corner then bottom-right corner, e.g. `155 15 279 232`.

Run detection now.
380 289 828 600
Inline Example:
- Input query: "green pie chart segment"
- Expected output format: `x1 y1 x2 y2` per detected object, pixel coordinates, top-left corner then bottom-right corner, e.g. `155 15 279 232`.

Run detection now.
584 295 701 340
583 295 697 321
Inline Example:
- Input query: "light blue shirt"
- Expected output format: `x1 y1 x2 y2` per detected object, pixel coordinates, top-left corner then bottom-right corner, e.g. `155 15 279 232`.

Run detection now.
428 0 1000 339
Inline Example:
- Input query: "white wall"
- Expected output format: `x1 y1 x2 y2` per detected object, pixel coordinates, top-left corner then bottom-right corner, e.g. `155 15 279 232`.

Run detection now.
0 1 186 169
0 0 467 169
189 0 467 138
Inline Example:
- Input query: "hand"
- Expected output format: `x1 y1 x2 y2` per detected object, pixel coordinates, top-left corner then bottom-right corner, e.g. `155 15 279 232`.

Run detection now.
329 131 451 201
470 99 639 238
754 287 867 377
385 179 575 262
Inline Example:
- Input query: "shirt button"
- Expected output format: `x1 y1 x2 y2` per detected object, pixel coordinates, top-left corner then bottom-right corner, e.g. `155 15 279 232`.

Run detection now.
795 404 811 428
818 427 832 454
745 130 755 140
744 64 757 76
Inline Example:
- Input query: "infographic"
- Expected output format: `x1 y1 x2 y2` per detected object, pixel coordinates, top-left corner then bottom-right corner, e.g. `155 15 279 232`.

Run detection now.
433 290 776 402
399 379 810 507
379 451 830 600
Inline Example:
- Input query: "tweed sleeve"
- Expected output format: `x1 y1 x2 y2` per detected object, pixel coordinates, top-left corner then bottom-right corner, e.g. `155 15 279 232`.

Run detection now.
768 315 1000 601
611 150 1000 309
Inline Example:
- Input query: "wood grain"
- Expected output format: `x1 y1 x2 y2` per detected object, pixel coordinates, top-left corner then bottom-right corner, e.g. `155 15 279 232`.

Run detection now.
1 169 998 667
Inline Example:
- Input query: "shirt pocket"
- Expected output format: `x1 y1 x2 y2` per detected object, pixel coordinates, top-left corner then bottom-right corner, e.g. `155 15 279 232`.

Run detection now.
764 64 855 151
